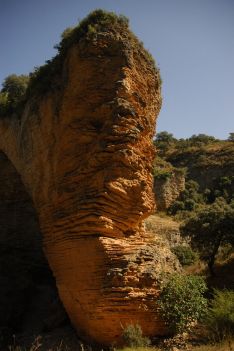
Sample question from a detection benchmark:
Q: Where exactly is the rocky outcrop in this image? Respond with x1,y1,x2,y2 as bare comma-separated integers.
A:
0,13,177,345
154,169,185,211
145,215,183,248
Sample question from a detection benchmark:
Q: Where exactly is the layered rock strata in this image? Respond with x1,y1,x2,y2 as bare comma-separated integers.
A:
0,17,175,345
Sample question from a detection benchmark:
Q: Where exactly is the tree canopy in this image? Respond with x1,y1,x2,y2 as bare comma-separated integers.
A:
0,74,29,116
180,198,234,275
1,74,29,104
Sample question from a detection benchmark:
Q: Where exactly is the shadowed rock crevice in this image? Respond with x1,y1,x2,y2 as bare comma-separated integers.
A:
0,152,59,338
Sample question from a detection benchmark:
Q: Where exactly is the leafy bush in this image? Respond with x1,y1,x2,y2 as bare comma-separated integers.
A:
153,168,173,180
205,290,234,341
1,75,29,103
180,180,203,203
167,180,203,215
168,201,185,215
0,74,29,117
153,156,175,180
122,324,150,347
158,274,207,334
184,198,196,211
188,134,217,145
211,176,234,203
172,245,198,266
155,131,176,143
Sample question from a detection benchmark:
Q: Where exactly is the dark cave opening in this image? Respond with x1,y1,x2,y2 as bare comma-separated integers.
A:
0,152,67,346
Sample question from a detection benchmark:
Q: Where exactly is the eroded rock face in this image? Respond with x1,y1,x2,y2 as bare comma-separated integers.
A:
0,21,176,345
154,170,185,211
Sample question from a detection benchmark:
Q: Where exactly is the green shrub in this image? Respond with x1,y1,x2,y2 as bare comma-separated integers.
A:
153,168,173,180
167,179,204,215
0,92,9,116
0,75,29,117
184,198,196,211
122,324,150,347
205,290,234,341
188,134,217,145
158,274,207,334
172,245,198,266
168,201,185,215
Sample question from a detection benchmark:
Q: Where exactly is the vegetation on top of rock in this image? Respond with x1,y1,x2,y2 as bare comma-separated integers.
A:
153,155,186,181
154,131,234,170
153,157,174,180
0,74,29,117
0,9,160,119
26,10,131,98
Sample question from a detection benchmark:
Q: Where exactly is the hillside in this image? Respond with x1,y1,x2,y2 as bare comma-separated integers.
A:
154,133,234,189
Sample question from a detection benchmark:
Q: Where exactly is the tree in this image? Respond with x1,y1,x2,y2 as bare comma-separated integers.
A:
154,131,177,156
158,274,207,334
188,134,217,145
155,131,176,143
1,74,29,106
228,132,234,142
180,199,234,275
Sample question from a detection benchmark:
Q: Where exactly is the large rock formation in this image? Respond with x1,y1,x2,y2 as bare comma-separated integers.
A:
0,12,177,345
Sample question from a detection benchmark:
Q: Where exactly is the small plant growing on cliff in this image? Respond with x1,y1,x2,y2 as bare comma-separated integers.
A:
158,273,207,334
122,324,150,347
172,245,198,266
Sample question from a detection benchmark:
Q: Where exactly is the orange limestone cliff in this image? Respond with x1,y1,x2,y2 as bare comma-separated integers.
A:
0,12,177,345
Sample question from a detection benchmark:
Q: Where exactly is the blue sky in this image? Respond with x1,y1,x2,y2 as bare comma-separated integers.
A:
1,0,233,139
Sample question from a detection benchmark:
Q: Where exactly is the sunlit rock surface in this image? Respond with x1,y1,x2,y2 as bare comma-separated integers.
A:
0,15,178,345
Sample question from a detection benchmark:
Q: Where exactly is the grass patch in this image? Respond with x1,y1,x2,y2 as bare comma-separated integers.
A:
192,339,234,351
205,290,234,342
